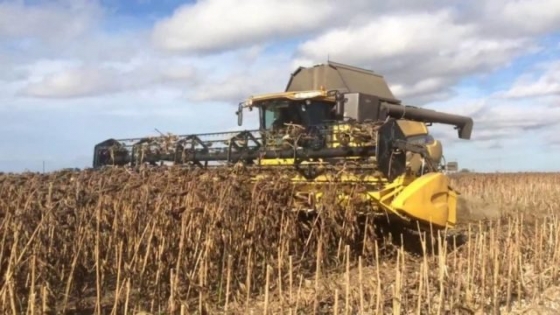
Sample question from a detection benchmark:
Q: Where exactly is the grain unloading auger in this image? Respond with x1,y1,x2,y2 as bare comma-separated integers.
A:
92,61,473,232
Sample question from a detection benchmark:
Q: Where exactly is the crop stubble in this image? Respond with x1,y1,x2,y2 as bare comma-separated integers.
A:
0,168,559,314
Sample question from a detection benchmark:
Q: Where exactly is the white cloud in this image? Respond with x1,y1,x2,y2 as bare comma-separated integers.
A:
151,0,337,53
487,0,560,36
427,91,560,152
287,0,560,104
19,57,199,98
2,0,560,173
5,0,555,105
16,49,292,101
23,66,118,98
390,77,447,99
299,10,473,61
294,8,535,103
475,103,560,132
186,52,293,103
499,61,560,99
0,1,107,84
0,0,103,42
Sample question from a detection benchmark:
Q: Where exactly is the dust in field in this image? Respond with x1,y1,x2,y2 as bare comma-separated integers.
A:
456,194,503,224
0,169,559,314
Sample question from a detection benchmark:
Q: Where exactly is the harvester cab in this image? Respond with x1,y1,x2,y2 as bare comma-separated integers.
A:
237,90,337,148
237,91,333,129
92,61,474,232
236,88,470,175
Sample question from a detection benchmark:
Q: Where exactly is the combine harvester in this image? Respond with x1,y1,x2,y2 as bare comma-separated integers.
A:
92,61,473,232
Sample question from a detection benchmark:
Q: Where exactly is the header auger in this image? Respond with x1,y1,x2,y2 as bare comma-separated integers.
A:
92,61,473,232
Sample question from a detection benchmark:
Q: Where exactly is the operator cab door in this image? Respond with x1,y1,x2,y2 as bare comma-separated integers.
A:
259,98,335,149
259,100,302,149
260,100,294,130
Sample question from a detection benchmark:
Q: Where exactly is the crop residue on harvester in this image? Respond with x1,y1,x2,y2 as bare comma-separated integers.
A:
92,61,474,238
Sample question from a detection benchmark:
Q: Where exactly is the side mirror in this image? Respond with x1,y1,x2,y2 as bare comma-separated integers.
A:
236,102,243,126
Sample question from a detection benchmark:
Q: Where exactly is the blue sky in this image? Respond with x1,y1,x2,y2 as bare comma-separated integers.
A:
0,0,559,173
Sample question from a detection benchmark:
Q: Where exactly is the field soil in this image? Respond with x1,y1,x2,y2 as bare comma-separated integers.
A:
0,168,559,314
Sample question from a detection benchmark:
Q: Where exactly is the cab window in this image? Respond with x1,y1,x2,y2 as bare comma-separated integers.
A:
300,101,334,126
261,100,296,130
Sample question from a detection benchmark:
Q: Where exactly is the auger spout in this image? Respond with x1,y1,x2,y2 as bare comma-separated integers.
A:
381,103,473,140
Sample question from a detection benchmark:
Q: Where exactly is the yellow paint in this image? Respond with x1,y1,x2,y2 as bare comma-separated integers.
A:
260,158,297,166
240,93,457,230
396,120,428,137
242,90,334,108
426,140,443,163
390,172,457,228
251,168,457,229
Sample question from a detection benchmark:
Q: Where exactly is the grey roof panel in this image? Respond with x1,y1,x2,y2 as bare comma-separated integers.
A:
285,61,400,104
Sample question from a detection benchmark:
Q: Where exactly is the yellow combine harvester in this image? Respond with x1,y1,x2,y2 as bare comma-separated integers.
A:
92,61,473,232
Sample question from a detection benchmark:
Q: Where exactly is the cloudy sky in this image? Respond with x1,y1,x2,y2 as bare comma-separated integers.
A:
1,0,559,173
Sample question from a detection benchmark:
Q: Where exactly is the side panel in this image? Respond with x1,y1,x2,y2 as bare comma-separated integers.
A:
426,140,443,164
396,120,428,137
390,172,457,228
343,93,383,122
